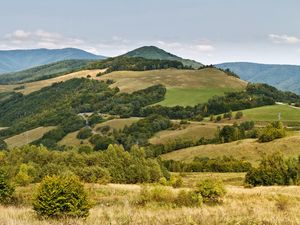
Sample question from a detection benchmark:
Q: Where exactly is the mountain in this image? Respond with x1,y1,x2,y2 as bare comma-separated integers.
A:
0,59,96,84
0,48,106,74
123,46,203,69
216,62,300,94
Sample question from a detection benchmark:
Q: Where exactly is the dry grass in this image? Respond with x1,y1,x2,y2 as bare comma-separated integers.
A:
4,126,56,148
97,68,247,93
0,69,104,95
149,122,218,145
161,132,300,164
58,130,91,147
94,117,140,131
1,181,300,225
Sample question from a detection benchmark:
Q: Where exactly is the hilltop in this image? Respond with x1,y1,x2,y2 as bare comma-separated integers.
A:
216,62,300,94
124,46,203,69
0,48,105,74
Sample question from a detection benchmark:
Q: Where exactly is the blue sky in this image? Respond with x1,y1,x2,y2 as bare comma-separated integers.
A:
1,0,300,64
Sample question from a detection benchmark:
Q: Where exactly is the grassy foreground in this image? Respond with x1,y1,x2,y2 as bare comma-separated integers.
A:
1,172,300,225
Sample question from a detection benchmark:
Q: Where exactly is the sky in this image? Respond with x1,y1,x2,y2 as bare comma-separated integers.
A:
0,0,300,64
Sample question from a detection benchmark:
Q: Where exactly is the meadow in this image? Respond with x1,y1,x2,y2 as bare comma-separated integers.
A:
1,172,299,225
162,132,300,164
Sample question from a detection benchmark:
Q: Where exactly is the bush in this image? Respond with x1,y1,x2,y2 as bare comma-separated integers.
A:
0,171,14,204
258,121,286,142
137,186,175,205
196,179,226,203
175,190,202,207
169,175,183,188
0,139,7,150
235,111,243,119
77,127,92,139
75,166,111,184
33,175,90,218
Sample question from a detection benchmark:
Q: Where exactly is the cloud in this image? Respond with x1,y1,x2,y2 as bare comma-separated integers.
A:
195,44,215,52
1,29,100,54
269,34,300,44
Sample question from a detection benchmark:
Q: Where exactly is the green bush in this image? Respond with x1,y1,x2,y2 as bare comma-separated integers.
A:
0,171,14,205
258,121,286,143
175,190,202,207
75,166,111,184
77,127,92,139
196,179,226,203
33,175,90,218
137,186,175,205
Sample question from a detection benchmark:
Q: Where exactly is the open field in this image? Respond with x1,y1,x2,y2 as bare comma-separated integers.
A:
241,104,300,123
158,87,235,106
4,126,56,148
161,132,300,164
58,130,91,147
94,117,140,131
149,122,218,145
1,175,300,225
98,68,247,106
0,69,104,95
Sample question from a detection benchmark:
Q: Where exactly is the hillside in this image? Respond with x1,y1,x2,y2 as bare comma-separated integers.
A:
124,46,203,69
161,132,300,164
0,59,96,84
98,68,247,106
0,48,105,74
216,62,300,94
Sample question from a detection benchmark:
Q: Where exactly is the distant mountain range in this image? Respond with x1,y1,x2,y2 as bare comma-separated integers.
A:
124,46,203,69
216,62,300,94
0,48,106,74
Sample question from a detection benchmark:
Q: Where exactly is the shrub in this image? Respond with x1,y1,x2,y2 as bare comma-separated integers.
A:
175,190,202,207
137,186,175,205
0,171,14,205
235,111,243,119
0,139,7,150
77,127,92,139
216,115,222,122
169,175,183,188
196,179,226,203
258,121,286,143
33,175,90,218
75,166,111,184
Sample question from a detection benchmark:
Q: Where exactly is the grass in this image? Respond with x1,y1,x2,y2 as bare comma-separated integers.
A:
240,104,300,123
1,177,300,225
94,117,140,131
159,87,234,106
0,69,105,95
4,126,56,148
149,122,218,145
98,68,247,106
161,132,300,164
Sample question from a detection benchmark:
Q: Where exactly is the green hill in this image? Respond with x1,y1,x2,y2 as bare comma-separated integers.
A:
124,46,203,69
0,59,96,84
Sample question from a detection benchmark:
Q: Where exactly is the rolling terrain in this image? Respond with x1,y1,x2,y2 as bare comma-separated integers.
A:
98,68,247,106
161,131,300,164
0,48,105,74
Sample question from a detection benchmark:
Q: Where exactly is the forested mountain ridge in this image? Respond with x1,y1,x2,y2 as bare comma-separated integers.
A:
216,62,300,94
0,48,105,74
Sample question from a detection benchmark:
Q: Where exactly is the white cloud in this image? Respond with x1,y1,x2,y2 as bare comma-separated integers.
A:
269,34,300,44
195,44,215,52
1,29,101,54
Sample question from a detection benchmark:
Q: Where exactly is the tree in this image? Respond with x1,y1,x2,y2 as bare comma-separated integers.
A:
235,111,243,119
0,170,14,204
33,175,90,218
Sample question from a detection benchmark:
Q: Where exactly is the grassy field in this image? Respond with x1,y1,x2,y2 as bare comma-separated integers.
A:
149,122,218,145
0,69,104,95
161,132,300,164
1,173,300,225
158,87,234,106
4,126,56,148
241,104,300,123
98,68,247,106
94,117,140,131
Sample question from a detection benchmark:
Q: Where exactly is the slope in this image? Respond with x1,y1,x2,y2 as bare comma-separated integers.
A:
124,46,203,69
98,68,247,106
216,62,300,94
0,48,105,74
0,59,96,84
